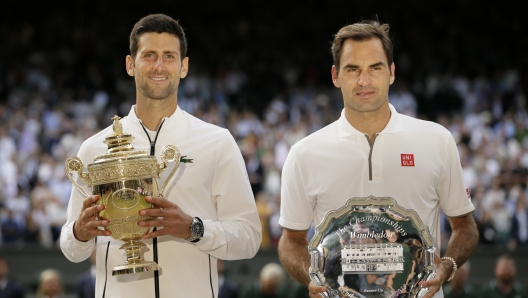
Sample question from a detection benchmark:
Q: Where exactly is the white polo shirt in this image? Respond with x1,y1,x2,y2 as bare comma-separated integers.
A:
279,104,474,250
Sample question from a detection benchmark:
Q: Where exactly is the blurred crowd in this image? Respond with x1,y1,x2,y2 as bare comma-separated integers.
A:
1,58,528,253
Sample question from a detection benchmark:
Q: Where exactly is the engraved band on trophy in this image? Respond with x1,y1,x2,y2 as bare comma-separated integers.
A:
309,196,437,298
64,116,181,276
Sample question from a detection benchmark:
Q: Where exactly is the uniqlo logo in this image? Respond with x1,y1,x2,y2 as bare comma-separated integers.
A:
466,188,471,200
401,154,415,166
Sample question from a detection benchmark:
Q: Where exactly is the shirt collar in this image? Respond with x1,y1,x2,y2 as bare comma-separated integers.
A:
338,103,403,138
127,104,185,131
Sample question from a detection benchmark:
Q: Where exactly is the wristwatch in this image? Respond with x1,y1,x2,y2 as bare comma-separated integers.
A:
185,217,204,243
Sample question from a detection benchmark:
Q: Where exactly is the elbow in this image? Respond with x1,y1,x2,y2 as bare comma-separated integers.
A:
247,228,263,258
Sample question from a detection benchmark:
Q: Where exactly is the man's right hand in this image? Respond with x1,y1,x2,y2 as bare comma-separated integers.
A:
308,281,327,297
73,195,111,242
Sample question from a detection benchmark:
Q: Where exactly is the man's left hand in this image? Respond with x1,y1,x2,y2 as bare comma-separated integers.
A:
418,254,452,298
138,196,193,239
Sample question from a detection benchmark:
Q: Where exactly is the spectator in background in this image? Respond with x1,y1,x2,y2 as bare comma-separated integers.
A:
255,192,272,249
0,254,25,298
478,254,528,298
75,250,95,298
443,262,476,298
4,186,30,232
36,269,62,298
218,259,239,298
1,210,24,245
509,196,528,251
239,262,286,298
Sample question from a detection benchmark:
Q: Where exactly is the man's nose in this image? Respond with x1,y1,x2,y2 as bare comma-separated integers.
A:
357,72,372,86
154,57,165,71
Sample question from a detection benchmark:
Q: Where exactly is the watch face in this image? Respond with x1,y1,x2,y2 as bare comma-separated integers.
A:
191,219,204,238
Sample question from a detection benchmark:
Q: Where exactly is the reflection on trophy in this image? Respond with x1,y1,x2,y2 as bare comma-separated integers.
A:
64,116,180,276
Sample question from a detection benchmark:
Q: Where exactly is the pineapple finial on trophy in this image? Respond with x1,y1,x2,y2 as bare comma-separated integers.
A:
111,115,123,136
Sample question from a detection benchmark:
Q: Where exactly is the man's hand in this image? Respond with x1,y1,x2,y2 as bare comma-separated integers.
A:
418,254,452,297
308,281,327,298
73,195,111,242
138,196,193,239
420,213,478,298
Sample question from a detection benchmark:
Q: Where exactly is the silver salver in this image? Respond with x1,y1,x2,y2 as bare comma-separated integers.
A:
309,196,437,298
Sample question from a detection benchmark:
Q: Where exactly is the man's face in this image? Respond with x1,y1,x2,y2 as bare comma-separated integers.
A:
126,32,189,101
331,38,395,115
385,229,398,243
365,274,378,284
495,258,516,284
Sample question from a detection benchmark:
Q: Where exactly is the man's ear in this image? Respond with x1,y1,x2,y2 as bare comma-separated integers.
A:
180,57,189,79
331,65,340,88
389,62,395,85
126,55,134,76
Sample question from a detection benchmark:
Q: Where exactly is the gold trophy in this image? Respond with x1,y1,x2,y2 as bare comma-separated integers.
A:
64,116,180,276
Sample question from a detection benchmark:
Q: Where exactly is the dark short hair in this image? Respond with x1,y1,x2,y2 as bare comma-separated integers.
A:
129,14,187,60
331,20,393,72
496,253,515,267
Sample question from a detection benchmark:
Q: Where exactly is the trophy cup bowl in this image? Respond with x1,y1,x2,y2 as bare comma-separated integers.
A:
64,116,181,276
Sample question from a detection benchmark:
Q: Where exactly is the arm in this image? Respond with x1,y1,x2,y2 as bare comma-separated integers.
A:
140,129,262,260
443,213,479,272
420,212,478,297
278,229,311,286
278,229,326,297
194,130,262,259
60,141,110,262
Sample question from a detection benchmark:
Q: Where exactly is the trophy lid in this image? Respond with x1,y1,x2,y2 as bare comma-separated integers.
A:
93,116,149,163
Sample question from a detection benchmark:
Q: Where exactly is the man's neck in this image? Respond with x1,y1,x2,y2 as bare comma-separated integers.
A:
345,104,391,140
135,98,177,131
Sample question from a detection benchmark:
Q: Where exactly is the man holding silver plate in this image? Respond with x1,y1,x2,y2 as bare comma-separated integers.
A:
60,14,262,298
278,20,478,298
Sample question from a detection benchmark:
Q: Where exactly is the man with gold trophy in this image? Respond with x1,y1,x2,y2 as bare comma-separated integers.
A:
277,20,479,298
60,14,262,298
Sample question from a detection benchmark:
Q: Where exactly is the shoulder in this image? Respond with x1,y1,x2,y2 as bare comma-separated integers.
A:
6,280,25,294
180,111,235,145
77,124,113,159
399,114,451,135
513,281,528,294
398,114,455,147
182,110,227,134
289,121,339,155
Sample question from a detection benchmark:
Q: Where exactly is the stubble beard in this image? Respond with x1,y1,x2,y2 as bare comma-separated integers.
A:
343,88,387,114
498,273,515,286
139,80,177,100
345,97,384,114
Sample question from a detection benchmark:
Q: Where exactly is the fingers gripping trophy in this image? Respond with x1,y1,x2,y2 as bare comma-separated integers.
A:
64,116,180,275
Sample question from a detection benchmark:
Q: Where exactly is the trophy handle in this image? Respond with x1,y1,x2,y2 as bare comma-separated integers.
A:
64,157,91,198
157,145,181,197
